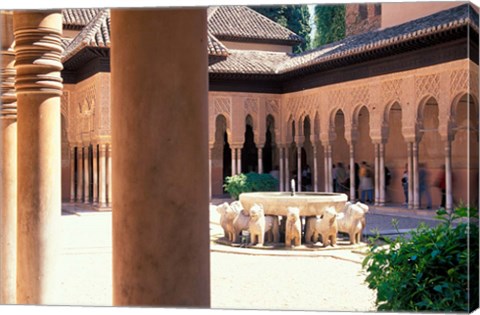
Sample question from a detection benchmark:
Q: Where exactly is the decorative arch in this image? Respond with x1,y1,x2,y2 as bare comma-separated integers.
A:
417,95,439,131
450,92,479,131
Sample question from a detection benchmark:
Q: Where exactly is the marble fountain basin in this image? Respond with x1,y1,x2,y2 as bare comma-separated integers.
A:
239,192,348,217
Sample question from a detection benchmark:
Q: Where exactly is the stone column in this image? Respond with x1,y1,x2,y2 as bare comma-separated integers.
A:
374,143,379,205
445,141,453,211
14,11,63,304
349,143,356,201
324,145,329,192
69,146,76,202
0,53,17,304
111,9,210,306
413,141,420,209
76,146,83,202
279,146,284,191
84,146,90,204
313,145,318,192
285,147,290,192
257,146,263,174
379,142,386,206
407,142,414,209
107,144,112,206
208,145,213,199
297,144,302,191
93,144,98,204
98,143,107,208
236,147,242,174
327,145,333,192
231,147,236,176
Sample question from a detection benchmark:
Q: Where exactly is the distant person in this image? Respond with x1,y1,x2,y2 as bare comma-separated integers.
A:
332,164,337,192
435,165,446,209
354,162,360,200
359,161,373,204
302,165,312,191
335,162,347,193
401,164,408,206
419,163,432,209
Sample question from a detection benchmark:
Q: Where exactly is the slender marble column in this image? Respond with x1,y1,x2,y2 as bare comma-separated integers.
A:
297,145,302,191
413,141,420,209
69,146,76,202
258,147,263,174
77,147,83,202
324,146,329,192
98,144,107,208
107,144,112,206
0,54,17,304
379,143,386,206
313,145,318,192
231,147,236,176
236,147,242,174
445,141,453,211
349,143,356,201
407,142,414,209
84,146,90,203
327,145,333,192
14,10,63,304
279,146,284,191
111,9,210,306
374,144,379,206
285,147,290,191
93,145,98,204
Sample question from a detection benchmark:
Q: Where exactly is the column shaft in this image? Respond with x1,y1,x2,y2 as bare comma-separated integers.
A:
77,147,83,202
258,147,263,174
349,143,356,201
379,143,386,206
84,146,90,203
407,142,414,209
374,144,379,205
279,147,284,191
111,9,210,306
324,146,329,192
231,147,236,176
297,145,302,191
69,147,76,202
0,55,17,304
445,141,453,211
98,144,107,208
236,147,241,174
313,145,318,192
413,141,420,209
93,145,98,203
327,145,333,192
285,148,290,191
14,11,63,304
107,144,112,206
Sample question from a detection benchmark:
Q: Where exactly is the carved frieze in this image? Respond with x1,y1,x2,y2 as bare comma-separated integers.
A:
415,73,440,101
382,79,402,105
213,96,231,117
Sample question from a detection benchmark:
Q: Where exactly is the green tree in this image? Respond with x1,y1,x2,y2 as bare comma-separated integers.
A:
251,5,311,53
313,4,346,48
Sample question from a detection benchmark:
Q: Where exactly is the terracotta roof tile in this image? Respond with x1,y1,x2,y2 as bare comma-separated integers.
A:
208,33,229,57
208,6,303,45
209,49,290,75
62,8,103,29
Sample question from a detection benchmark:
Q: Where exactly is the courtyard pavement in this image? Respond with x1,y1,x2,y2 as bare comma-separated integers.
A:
7,200,444,314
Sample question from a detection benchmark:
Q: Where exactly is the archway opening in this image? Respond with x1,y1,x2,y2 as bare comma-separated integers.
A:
333,110,349,192
263,115,276,174
212,114,230,196
242,115,258,173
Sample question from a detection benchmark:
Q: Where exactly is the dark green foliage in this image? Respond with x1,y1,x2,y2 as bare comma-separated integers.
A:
313,4,345,48
223,172,279,200
251,5,311,53
362,207,479,312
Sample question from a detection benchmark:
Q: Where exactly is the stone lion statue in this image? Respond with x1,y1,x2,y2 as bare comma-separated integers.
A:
216,202,238,242
316,206,340,247
305,216,321,244
231,201,250,243
337,201,368,244
248,204,279,246
285,207,302,247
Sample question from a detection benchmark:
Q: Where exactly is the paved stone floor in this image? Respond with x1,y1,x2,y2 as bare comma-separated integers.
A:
4,201,444,314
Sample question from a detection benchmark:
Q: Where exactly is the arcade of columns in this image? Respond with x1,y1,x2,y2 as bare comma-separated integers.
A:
209,59,479,211
1,9,210,306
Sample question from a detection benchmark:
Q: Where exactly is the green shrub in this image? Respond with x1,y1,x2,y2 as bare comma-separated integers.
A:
362,207,479,312
223,172,278,200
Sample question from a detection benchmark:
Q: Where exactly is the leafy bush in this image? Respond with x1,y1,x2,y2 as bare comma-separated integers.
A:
362,207,479,312
223,172,279,200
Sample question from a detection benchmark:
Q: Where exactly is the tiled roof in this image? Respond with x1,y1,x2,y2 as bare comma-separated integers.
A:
277,3,479,73
208,33,229,57
209,49,290,75
62,8,102,30
208,6,304,45
62,9,110,62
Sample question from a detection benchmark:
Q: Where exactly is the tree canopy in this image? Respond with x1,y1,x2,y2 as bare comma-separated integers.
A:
312,4,346,48
251,5,311,53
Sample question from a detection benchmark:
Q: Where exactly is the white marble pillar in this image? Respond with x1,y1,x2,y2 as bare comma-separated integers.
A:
93,145,98,204
98,144,107,208
349,143,356,201
445,141,453,211
236,147,242,174
407,142,414,209
413,141,420,209
84,146,90,204
107,144,112,206
313,145,318,192
111,9,210,306
231,147,236,176
285,147,290,191
327,145,333,192
324,145,329,192
379,143,386,206
77,147,83,202
374,143,379,206
279,146,284,191
14,10,63,304
0,53,17,304
257,147,263,174
69,147,76,202
297,145,302,192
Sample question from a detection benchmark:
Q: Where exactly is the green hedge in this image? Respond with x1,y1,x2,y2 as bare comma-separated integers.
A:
223,172,279,200
362,207,479,312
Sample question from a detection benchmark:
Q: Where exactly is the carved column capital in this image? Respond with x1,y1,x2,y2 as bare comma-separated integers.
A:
13,11,63,96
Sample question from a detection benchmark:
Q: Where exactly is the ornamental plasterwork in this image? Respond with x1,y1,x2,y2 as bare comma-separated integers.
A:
382,79,402,105
470,69,479,99
415,73,440,101
328,89,348,109
213,96,231,117
99,75,111,133
350,85,370,107
266,99,279,116
61,91,69,119
244,97,258,120
450,69,468,95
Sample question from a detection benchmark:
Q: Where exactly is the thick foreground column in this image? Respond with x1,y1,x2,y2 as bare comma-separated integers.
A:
14,11,63,304
111,9,210,307
0,54,17,304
